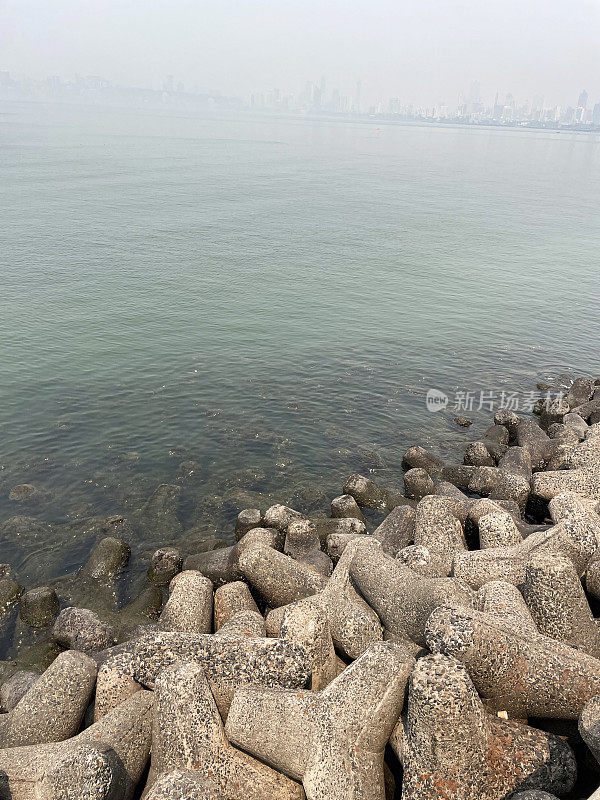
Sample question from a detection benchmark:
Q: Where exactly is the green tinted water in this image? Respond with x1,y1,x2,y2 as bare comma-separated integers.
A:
1,101,599,584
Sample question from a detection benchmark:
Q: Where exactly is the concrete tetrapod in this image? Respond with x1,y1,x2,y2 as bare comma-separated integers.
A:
349,543,473,647
0,650,97,747
396,544,447,578
50,535,131,618
34,744,129,800
279,600,339,689
95,630,311,720
146,662,304,800
183,528,282,587
372,505,415,557
0,691,153,800
213,580,259,631
284,520,333,577
238,541,327,607
264,538,383,660
331,494,367,522
452,524,593,589
478,510,523,548
147,547,182,586
234,508,263,541
0,670,37,712
326,531,371,562
158,570,213,635
225,641,415,800
413,495,467,575
313,517,367,548
533,436,600,500
213,609,266,639
522,553,600,656
342,474,408,512
548,491,600,555
426,605,600,719
401,654,577,800
476,580,538,635
579,693,600,766
52,607,115,652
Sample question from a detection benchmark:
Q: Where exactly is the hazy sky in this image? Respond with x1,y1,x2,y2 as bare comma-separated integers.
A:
2,0,600,108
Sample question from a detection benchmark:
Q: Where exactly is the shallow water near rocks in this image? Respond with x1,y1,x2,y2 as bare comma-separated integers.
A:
1,101,599,590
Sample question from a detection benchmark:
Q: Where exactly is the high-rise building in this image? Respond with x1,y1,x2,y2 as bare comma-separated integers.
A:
468,80,481,105
578,89,588,109
593,103,600,126
353,81,361,114
563,106,575,124
492,91,504,120
531,95,544,121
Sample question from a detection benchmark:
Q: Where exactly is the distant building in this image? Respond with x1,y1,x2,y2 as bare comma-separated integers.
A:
467,80,481,112
593,103,600,126
353,81,361,114
578,89,588,109
85,75,110,90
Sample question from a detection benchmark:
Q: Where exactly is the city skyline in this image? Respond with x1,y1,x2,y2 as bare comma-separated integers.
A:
2,68,600,131
1,1,600,111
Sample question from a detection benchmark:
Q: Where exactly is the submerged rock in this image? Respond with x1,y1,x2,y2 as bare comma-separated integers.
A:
8,484,48,503
19,587,59,628
53,607,115,653
138,484,182,536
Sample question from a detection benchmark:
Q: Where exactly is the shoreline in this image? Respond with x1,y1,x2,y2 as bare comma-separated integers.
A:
1,372,600,797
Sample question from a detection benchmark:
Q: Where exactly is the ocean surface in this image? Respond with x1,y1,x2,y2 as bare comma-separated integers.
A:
1,100,599,590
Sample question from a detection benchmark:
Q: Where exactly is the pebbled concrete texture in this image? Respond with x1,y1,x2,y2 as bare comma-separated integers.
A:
213,580,259,630
226,640,414,800
35,743,128,800
533,436,600,500
476,579,538,635
401,654,576,800
0,670,38,712
238,540,327,607
279,600,339,690
264,538,384,660
95,630,311,720
579,693,600,766
452,523,593,589
146,769,221,799
413,495,467,574
53,607,116,653
147,661,304,800
0,691,153,800
284,519,333,577
522,552,600,656
349,542,473,647
426,605,600,719
0,650,97,748
158,570,213,635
